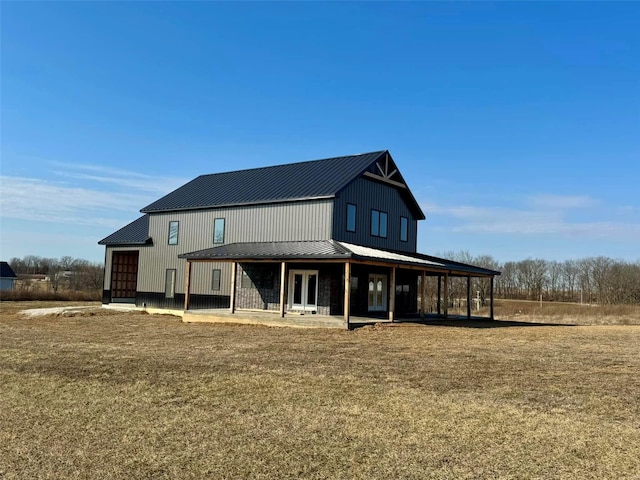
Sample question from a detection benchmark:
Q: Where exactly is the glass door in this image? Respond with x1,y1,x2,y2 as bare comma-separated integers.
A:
289,270,319,312
368,274,387,311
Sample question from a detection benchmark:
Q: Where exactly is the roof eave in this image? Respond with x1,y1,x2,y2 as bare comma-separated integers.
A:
98,238,153,246
141,195,336,214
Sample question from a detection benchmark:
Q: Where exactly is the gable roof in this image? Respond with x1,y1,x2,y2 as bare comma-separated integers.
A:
0,261,17,278
140,150,424,219
98,215,152,246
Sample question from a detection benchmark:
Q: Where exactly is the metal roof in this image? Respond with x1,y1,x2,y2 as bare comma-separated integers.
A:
140,150,423,216
180,240,352,261
180,241,499,277
98,215,152,246
0,261,17,278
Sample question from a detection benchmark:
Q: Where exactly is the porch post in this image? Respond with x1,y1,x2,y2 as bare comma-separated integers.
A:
184,260,192,311
443,272,449,319
466,275,471,320
437,275,442,315
229,261,237,314
279,261,286,318
344,261,351,328
490,276,495,320
389,266,396,322
420,270,426,317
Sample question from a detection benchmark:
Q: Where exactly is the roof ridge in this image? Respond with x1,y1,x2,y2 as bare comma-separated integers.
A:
196,150,387,178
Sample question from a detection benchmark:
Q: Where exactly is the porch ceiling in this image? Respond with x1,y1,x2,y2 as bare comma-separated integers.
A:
179,240,500,278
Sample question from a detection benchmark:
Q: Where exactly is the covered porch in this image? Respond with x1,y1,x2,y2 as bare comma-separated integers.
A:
179,240,500,330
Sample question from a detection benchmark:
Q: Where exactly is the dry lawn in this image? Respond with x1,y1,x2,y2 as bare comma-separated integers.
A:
1,302,639,479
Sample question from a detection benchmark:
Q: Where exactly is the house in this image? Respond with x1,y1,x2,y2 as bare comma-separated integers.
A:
99,150,499,327
0,261,18,291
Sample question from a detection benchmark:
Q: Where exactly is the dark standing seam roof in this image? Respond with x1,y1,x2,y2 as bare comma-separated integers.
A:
0,261,17,278
98,215,152,246
178,241,499,276
141,151,389,213
179,240,353,260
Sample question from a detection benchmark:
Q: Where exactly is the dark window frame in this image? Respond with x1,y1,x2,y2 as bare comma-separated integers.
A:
400,216,408,242
165,269,176,299
168,221,179,245
370,209,388,238
211,269,221,291
213,218,225,244
241,270,252,289
346,203,357,233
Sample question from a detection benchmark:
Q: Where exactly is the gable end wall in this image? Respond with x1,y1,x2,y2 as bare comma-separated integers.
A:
332,177,418,252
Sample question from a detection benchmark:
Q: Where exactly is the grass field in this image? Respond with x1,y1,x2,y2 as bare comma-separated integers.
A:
1,302,639,479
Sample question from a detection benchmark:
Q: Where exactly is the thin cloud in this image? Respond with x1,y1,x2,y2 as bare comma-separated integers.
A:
421,199,640,240
0,174,171,228
51,161,186,194
528,194,598,209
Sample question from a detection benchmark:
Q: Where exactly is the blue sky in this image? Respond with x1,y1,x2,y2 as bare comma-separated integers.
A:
1,2,638,264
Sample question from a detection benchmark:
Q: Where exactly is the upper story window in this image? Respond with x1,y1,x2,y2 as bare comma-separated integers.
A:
213,218,225,244
168,221,179,245
371,209,388,238
400,216,408,242
346,204,356,232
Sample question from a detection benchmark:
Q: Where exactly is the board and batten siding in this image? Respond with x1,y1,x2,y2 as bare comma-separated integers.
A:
133,199,333,296
332,177,418,253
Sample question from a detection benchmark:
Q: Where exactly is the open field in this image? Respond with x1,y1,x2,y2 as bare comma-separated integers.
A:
451,299,640,326
1,303,639,479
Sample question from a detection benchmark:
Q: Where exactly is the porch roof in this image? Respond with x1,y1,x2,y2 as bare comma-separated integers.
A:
179,240,500,277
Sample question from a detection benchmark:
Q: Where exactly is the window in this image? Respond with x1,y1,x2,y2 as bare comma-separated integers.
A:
371,209,388,238
346,204,356,232
211,269,221,291
241,270,252,288
241,266,275,289
168,221,179,245
165,269,176,298
400,216,408,242
213,218,225,244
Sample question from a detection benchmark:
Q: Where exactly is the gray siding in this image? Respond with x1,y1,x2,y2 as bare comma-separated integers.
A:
0,278,16,290
127,199,333,297
332,177,418,253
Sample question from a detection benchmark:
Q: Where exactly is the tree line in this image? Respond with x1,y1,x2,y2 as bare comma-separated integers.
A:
440,252,640,306
8,255,103,293
6,253,640,305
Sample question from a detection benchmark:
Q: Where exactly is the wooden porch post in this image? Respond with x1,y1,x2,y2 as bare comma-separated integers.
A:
389,266,396,322
490,276,495,320
184,260,192,311
279,261,287,318
443,272,449,319
466,275,471,320
420,270,426,317
229,261,237,314
344,262,351,328
437,275,442,315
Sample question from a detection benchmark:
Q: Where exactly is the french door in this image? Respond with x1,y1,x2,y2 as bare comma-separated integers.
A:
368,274,387,311
289,270,318,312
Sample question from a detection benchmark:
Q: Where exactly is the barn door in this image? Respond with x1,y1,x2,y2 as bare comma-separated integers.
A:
110,251,139,302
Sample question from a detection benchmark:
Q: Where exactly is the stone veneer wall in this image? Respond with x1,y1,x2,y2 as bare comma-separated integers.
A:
235,263,332,315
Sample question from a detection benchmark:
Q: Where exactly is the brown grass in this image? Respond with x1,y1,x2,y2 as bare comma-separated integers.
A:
1,303,639,479
0,289,101,302
490,299,640,325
